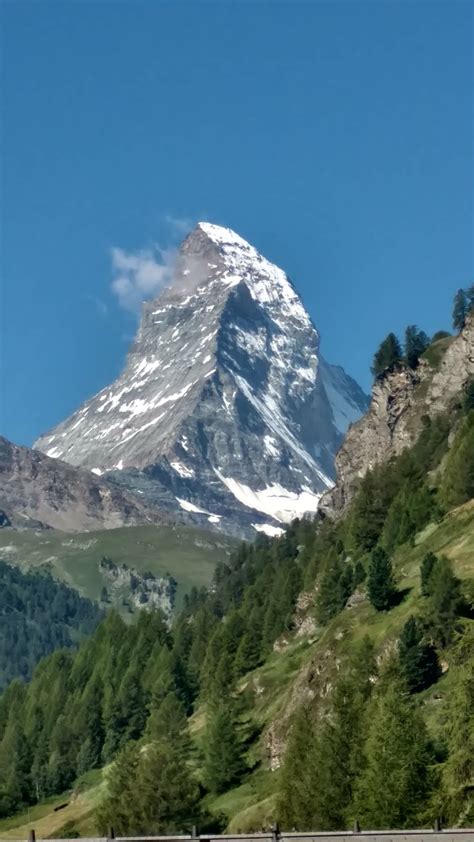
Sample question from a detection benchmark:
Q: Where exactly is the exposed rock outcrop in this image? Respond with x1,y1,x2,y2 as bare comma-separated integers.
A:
322,316,474,515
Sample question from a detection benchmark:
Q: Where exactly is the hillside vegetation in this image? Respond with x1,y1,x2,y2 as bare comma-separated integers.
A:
0,562,101,691
0,315,473,835
0,523,235,613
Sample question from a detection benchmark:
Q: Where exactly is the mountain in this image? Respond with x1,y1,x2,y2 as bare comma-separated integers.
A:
0,436,168,531
35,223,368,538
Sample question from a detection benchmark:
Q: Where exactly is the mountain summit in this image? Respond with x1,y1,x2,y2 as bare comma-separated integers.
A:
35,223,368,536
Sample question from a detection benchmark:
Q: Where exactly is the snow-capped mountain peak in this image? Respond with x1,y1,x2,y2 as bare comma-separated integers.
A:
35,223,368,537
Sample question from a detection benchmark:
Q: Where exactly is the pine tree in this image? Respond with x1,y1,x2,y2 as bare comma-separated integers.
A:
466,282,474,312
316,555,354,624
426,556,464,647
117,664,147,743
278,705,320,829
47,714,76,795
308,678,366,829
371,333,402,378
398,616,440,693
404,325,430,369
134,740,201,833
441,631,474,823
463,378,474,413
202,703,245,794
452,289,468,331
74,678,104,774
349,468,397,552
367,547,397,611
354,681,434,828
440,413,474,508
97,741,142,835
0,719,31,816
146,692,191,758
420,551,437,596
234,628,262,677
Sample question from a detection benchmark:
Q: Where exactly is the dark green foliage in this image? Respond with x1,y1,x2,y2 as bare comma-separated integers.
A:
348,469,396,552
463,379,474,413
96,742,142,834
398,616,440,693
353,680,434,828
421,552,438,596
440,412,474,508
353,559,366,586
0,561,101,690
467,282,474,311
0,610,171,817
278,705,319,829
367,547,397,611
404,325,430,368
98,734,201,834
425,557,464,647
202,704,246,794
382,483,436,552
146,692,190,754
453,288,468,331
371,332,403,378
316,554,354,624
420,553,438,596
440,628,474,824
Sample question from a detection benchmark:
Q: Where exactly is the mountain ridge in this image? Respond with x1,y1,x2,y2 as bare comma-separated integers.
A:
0,436,169,532
35,223,368,537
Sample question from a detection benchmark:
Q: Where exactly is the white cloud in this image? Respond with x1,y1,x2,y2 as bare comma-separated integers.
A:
110,215,203,312
111,244,176,312
164,214,194,235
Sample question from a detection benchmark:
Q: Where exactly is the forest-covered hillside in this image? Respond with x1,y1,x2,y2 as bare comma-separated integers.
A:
0,562,101,691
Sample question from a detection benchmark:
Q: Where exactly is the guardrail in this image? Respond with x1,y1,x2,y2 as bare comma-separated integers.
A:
20,826,474,842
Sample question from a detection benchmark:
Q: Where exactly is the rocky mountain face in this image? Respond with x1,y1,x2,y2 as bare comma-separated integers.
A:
0,436,168,532
35,223,368,538
322,315,474,515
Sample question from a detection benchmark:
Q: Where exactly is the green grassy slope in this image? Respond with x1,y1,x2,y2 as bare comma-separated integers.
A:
3,501,471,838
0,524,236,612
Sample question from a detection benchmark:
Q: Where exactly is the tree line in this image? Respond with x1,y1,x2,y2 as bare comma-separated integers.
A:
371,283,473,379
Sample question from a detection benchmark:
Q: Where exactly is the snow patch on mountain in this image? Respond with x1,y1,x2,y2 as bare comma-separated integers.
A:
213,469,322,523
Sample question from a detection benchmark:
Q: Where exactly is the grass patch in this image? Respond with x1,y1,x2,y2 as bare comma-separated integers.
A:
0,524,236,613
421,335,455,369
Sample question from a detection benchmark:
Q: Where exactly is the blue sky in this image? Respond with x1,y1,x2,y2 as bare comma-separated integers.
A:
1,1,472,446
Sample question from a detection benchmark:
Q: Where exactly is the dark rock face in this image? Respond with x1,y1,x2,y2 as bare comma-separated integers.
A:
35,223,368,538
321,315,474,516
0,436,168,532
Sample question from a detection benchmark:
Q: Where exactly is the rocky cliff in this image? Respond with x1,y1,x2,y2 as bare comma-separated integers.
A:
35,223,368,538
0,436,167,532
322,315,474,514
